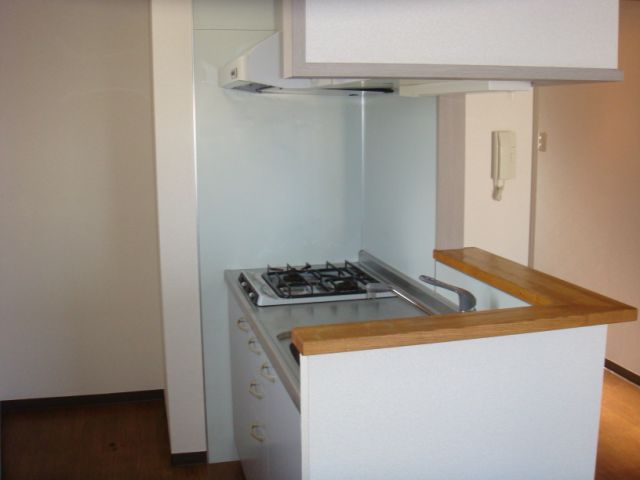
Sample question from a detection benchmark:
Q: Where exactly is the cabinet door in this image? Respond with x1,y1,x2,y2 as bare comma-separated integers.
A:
228,293,301,480
229,295,268,480
282,0,620,82
260,360,302,480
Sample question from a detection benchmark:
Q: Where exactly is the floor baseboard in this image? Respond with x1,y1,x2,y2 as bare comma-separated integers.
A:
1,389,164,412
605,359,640,387
171,451,208,466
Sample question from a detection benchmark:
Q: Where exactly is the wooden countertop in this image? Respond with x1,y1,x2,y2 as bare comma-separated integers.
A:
291,248,637,355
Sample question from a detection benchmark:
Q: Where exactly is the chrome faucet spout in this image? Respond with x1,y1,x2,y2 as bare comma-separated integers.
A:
418,275,477,312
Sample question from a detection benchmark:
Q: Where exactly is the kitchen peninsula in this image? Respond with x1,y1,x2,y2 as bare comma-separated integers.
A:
227,248,636,480
293,247,635,354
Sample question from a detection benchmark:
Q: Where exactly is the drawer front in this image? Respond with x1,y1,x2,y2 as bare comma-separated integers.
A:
229,294,268,480
228,291,301,480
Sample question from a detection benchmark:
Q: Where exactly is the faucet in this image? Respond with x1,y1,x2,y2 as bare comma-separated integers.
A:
418,275,477,312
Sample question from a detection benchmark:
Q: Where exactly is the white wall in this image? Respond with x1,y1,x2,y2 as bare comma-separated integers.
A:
437,91,534,265
302,325,607,479
533,0,640,375
150,0,207,454
193,0,362,461
0,0,164,400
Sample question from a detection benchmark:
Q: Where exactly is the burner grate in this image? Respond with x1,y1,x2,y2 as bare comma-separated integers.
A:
262,260,378,299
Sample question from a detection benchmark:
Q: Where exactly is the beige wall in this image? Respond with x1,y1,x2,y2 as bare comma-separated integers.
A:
437,91,534,265
0,0,165,399
464,91,534,265
533,1,640,374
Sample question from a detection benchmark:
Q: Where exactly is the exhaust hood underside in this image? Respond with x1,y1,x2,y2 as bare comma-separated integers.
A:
219,33,531,97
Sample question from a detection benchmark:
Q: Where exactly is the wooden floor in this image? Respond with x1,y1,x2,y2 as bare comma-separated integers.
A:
1,370,638,479
1,399,244,480
596,371,640,480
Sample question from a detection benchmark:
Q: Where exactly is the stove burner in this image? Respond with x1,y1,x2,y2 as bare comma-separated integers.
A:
267,263,312,273
262,261,377,299
281,272,306,284
321,277,361,293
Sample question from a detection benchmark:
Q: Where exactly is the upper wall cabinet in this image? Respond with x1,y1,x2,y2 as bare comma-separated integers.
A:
280,0,622,83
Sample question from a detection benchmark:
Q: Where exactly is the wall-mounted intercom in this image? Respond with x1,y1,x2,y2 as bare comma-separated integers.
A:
491,130,517,201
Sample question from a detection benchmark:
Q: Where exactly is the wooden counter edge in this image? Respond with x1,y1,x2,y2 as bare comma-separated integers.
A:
292,248,637,356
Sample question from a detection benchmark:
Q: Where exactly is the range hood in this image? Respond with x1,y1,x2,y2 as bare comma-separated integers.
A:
219,33,395,95
219,33,531,97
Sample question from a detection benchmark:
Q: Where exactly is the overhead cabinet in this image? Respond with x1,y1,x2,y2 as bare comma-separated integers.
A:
281,0,622,83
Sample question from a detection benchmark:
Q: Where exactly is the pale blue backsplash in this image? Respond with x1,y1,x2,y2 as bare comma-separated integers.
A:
362,95,438,279
194,31,363,461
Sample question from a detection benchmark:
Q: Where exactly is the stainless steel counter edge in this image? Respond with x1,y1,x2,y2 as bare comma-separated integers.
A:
358,250,457,314
225,271,301,411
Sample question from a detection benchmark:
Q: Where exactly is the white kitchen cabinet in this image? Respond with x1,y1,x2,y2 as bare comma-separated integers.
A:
281,0,621,82
228,293,301,480
300,325,608,480
227,264,616,479
229,296,268,480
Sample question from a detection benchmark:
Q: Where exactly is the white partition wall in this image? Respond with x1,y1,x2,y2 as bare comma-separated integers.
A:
151,0,207,455
301,325,607,480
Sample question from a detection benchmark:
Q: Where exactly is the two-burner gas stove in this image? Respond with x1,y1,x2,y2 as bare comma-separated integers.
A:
238,258,395,307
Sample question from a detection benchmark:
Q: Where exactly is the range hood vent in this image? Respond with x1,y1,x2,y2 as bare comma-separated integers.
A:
218,33,395,96
219,33,531,97
232,81,394,96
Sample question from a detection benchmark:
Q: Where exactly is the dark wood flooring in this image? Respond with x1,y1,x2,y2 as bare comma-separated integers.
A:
1,370,638,479
1,399,244,480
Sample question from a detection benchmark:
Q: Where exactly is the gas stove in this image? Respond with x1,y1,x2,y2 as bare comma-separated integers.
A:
236,250,473,315
238,258,395,306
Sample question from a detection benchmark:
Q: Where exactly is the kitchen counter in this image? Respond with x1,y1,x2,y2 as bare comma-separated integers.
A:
226,248,635,478
291,247,637,355
224,269,425,409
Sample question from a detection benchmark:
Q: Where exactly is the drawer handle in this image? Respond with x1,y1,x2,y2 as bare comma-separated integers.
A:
248,380,264,399
236,318,250,332
248,337,262,355
250,423,266,443
260,363,276,383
